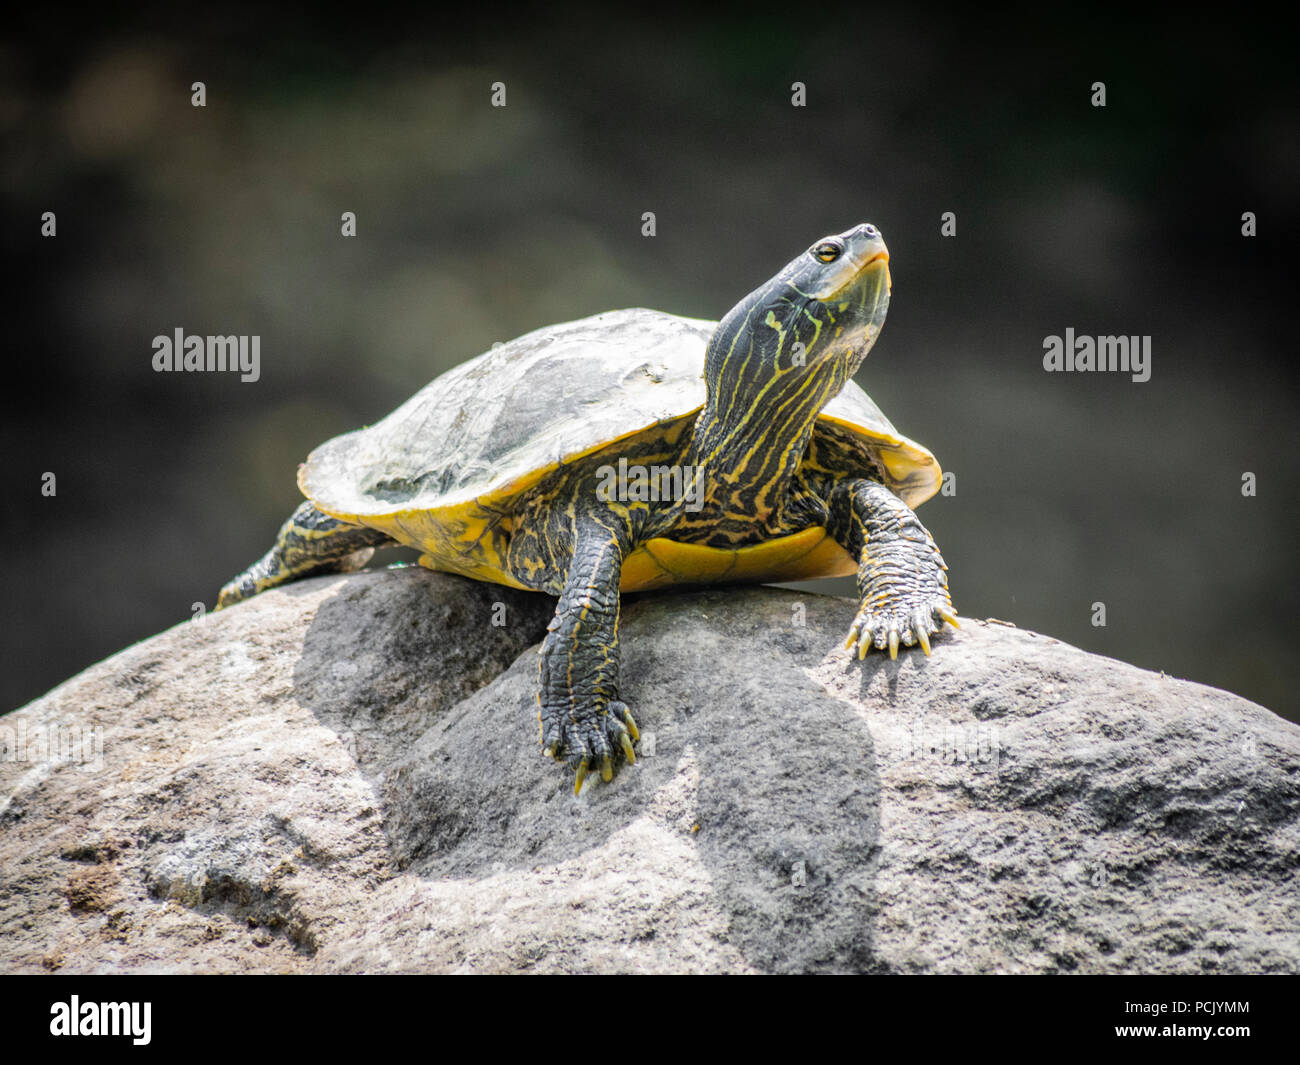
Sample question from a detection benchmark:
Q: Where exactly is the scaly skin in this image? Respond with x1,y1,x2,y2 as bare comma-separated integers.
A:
826,479,958,659
216,501,392,609
533,512,641,794
504,474,649,794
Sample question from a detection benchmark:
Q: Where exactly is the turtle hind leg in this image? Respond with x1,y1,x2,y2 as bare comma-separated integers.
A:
216,501,393,609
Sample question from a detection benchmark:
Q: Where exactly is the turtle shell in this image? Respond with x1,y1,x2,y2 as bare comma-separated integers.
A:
299,308,941,589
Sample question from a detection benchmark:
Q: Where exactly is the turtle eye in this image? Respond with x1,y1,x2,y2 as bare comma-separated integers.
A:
812,241,843,263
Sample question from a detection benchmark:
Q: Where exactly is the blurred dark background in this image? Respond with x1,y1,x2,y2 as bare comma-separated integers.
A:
3,7,1297,718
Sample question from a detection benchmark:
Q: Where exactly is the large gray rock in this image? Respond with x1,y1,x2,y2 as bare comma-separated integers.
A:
1,568,1296,973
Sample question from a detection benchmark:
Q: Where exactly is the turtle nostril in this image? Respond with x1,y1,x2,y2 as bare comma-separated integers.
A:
862,224,879,238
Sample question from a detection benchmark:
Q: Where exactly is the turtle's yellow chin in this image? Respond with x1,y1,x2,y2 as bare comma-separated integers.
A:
818,263,890,315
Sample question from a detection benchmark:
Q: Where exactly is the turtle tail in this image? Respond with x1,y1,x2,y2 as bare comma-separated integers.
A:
216,501,393,609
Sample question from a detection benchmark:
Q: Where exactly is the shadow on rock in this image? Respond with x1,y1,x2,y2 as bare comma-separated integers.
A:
296,573,887,972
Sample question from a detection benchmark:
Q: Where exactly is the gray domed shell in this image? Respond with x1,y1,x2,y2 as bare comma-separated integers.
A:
300,308,939,521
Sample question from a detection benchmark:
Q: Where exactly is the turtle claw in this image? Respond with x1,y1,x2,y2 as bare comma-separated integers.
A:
540,697,639,794
848,617,874,658
850,617,876,652
847,595,954,663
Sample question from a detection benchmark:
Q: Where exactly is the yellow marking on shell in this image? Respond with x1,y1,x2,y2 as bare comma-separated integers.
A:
815,414,942,509
301,405,935,587
619,525,855,593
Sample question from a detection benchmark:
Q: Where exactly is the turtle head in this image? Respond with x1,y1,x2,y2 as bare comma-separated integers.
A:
703,223,891,418
693,225,891,467
686,224,893,505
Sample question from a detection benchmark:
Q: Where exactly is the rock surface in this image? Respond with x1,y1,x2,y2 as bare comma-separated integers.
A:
1,568,1296,974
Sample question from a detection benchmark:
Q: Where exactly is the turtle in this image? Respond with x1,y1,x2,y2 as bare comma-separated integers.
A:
217,223,957,793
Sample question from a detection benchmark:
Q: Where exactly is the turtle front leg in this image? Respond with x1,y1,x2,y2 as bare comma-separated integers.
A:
535,512,640,794
826,478,958,660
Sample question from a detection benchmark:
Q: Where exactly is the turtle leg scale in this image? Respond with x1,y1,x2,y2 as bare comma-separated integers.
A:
535,514,639,795
827,479,957,661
